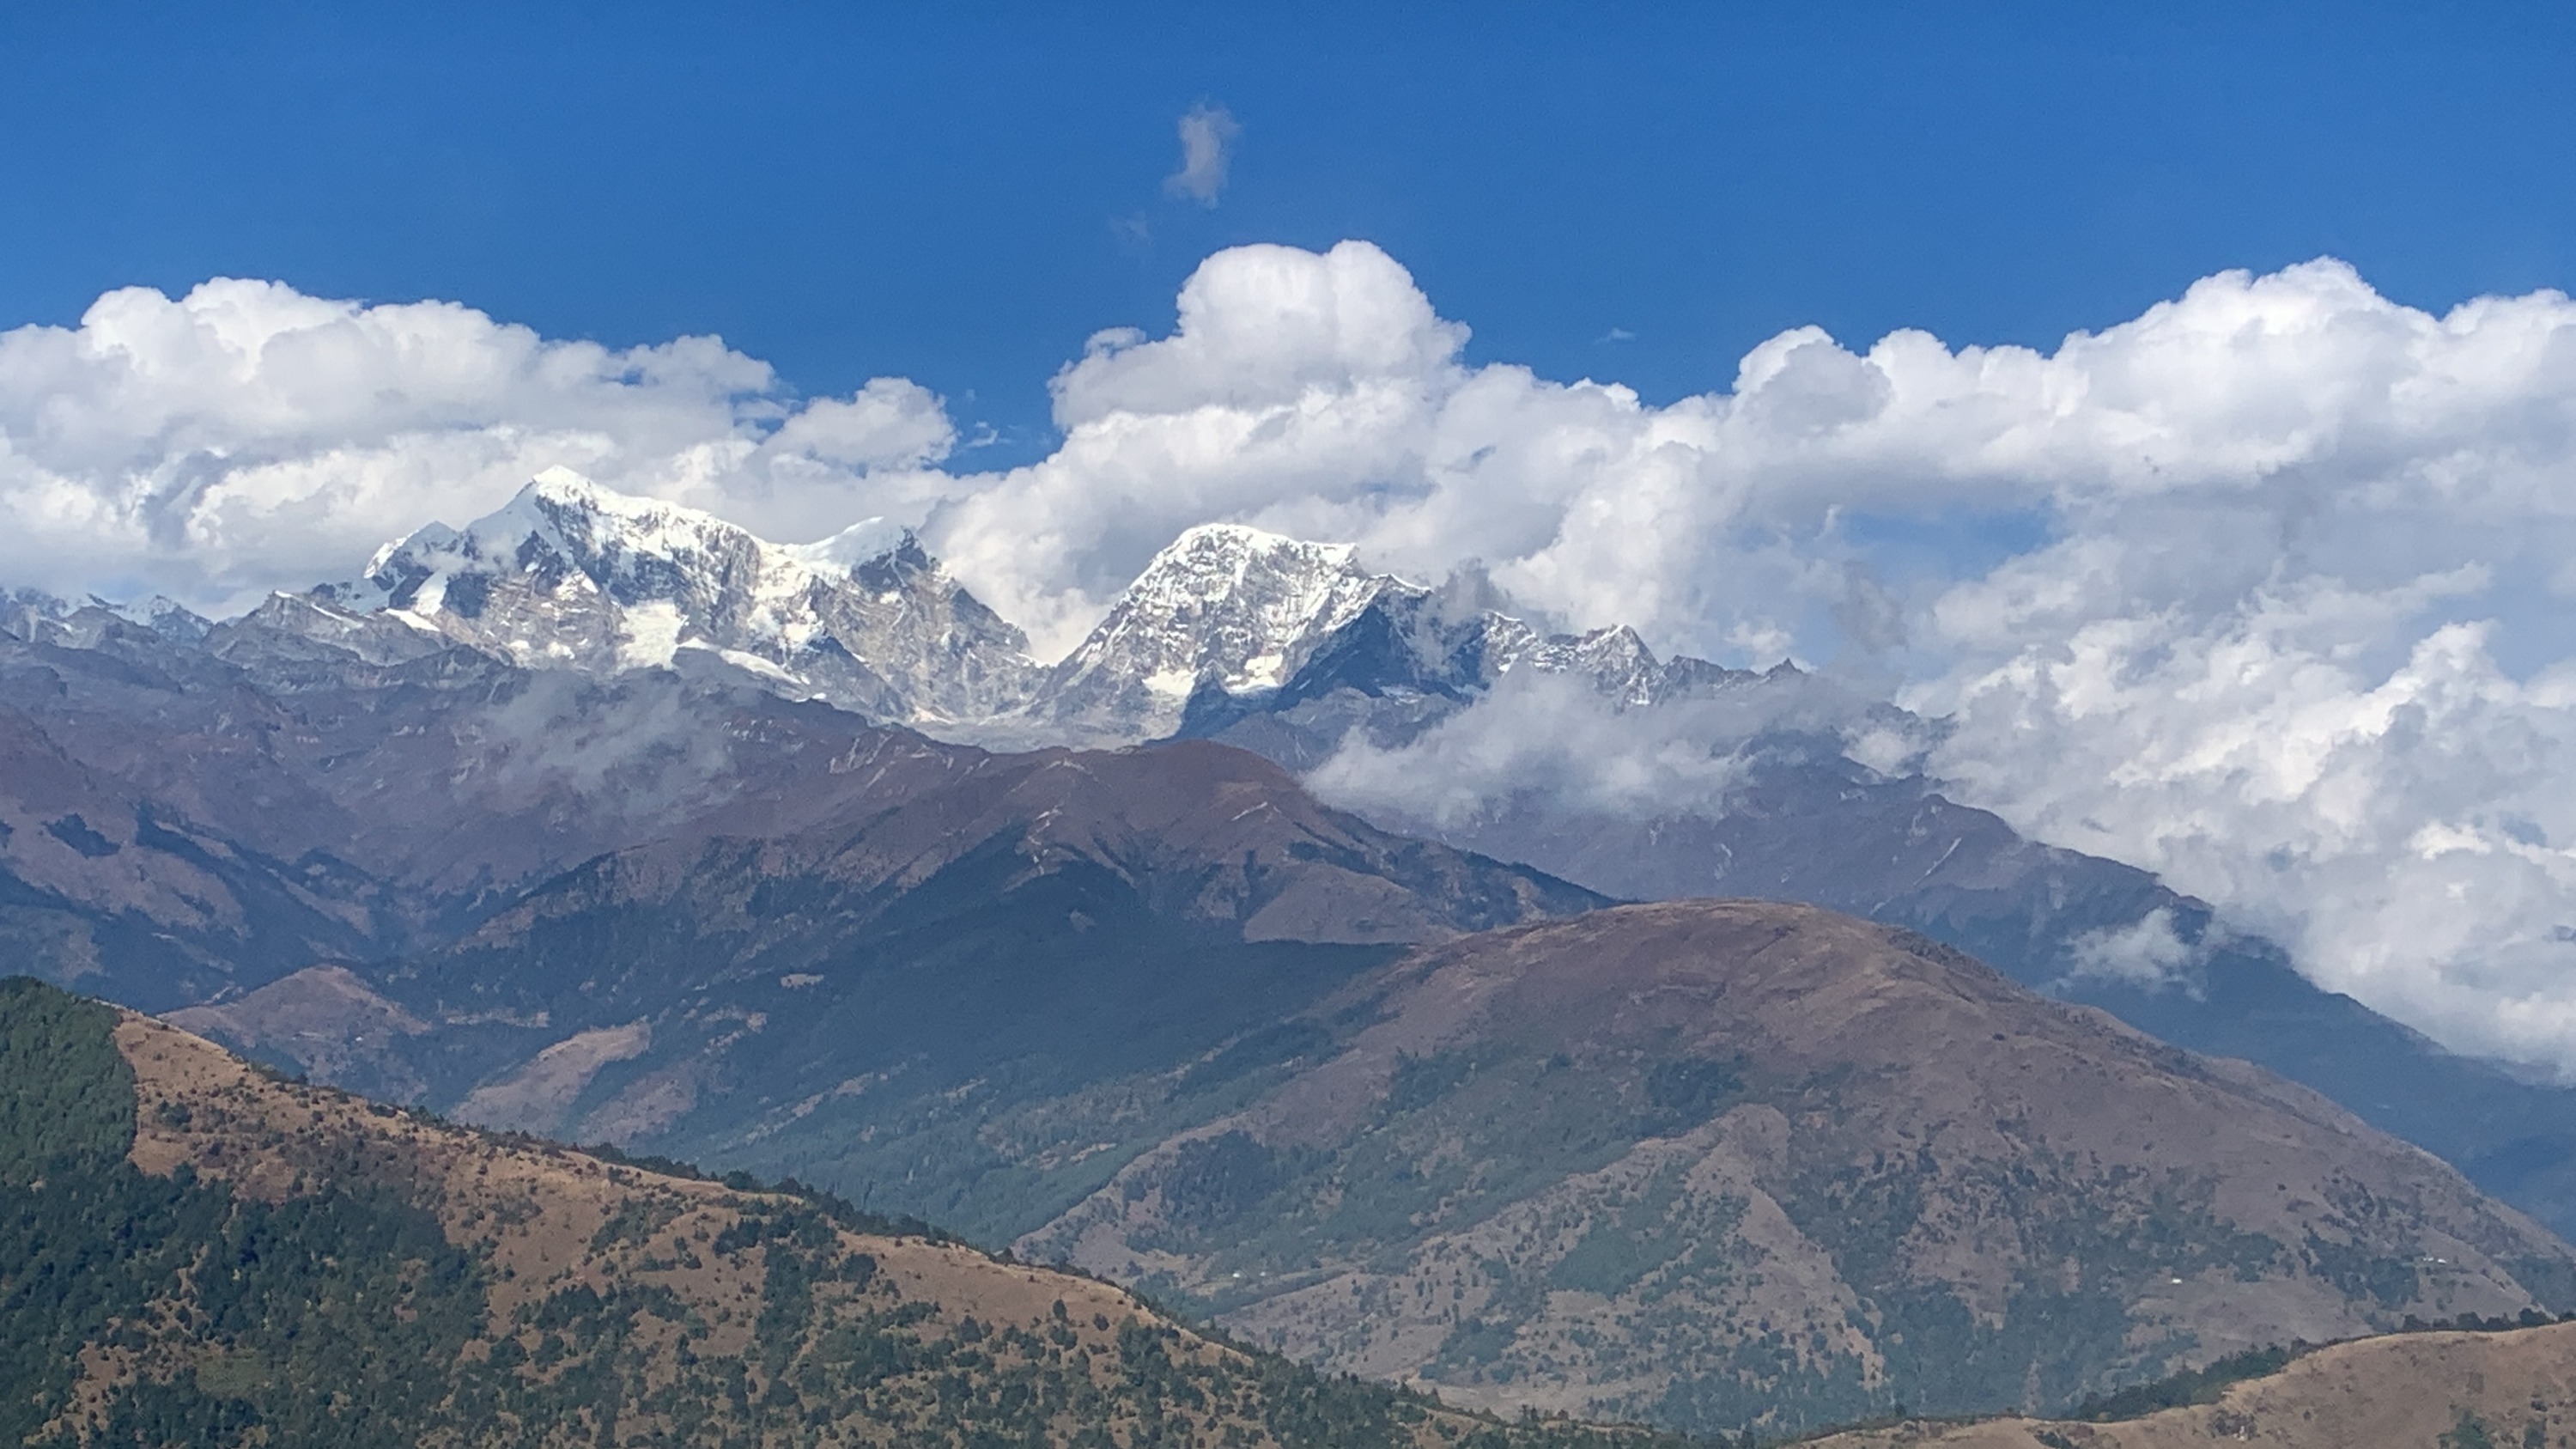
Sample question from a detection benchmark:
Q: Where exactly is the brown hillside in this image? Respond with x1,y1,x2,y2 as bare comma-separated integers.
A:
69,1007,1675,1449
1014,901,2576,1436
1805,1322,2576,1447
175,737,1601,1159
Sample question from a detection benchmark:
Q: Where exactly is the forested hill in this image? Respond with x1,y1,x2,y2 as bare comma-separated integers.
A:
0,977,1698,1449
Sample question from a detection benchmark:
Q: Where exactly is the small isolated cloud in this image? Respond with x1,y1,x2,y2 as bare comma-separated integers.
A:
1163,101,1241,206
1598,327,1637,344
2063,908,2200,992
764,377,955,471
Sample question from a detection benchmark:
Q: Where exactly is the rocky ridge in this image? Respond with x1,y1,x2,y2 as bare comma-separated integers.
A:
310,466,1039,723
244,478,1759,743
1029,521,1764,745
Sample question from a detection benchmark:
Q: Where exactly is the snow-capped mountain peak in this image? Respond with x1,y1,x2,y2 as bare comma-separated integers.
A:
312,470,1036,722
1022,520,1769,743
782,516,916,575
70,474,1756,742
0,588,213,648
1032,522,1403,737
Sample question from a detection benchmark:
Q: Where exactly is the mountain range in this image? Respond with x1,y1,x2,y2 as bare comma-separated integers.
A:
10,472,2573,1238
9,472,2576,1437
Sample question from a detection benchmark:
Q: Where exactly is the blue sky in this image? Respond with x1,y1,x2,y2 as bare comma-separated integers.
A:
7,2,2575,463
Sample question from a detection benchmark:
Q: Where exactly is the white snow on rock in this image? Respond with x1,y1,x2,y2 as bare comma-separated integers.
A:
84,470,1752,742
1031,524,1393,736
312,467,1039,724
1018,521,1755,742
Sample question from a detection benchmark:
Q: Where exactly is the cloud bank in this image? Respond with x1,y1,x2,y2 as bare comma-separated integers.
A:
0,279,957,610
14,244,2576,1075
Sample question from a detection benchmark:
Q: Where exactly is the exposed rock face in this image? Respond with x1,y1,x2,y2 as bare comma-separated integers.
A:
1027,521,1760,746
1030,526,1396,741
0,588,212,648
1013,901,2576,1436
311,467,1040,723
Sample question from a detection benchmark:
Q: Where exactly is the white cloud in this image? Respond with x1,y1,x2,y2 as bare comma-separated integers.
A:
915,241,2576,1075
1303,665,1906,840
0,278,956,611
2063,908,2200,991
19,246,2576,1075
1163,101,1241,206
1306,671,1753,831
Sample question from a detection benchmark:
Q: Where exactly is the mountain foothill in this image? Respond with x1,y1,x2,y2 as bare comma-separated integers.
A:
6,471,2576,1442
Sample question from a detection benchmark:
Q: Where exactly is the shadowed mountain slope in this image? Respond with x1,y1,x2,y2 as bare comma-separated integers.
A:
0,701,376,1008
176,740,1605,1239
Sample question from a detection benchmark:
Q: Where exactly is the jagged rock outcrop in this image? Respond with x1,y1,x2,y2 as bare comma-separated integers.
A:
305,466,1040,723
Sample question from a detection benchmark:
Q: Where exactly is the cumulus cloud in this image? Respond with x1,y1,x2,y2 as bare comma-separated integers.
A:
0,279,957,611
923,241,2576,1075
1306,666,1899,833
1308,672,1753,830
2063,908,2201,992
1163,101,1241,206
20,244,2576,1075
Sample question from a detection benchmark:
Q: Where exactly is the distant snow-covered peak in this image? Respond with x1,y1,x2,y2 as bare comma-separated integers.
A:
1111,523,1388,639
0,588,212,647
193,478,1755,741
1030,521,1407,738
361,471,916,612
313,470,1036,723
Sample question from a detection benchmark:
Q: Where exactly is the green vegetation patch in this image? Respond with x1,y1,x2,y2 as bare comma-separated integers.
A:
0,974,137,1179
2069,1342,2294,1421
0,981,489,1446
